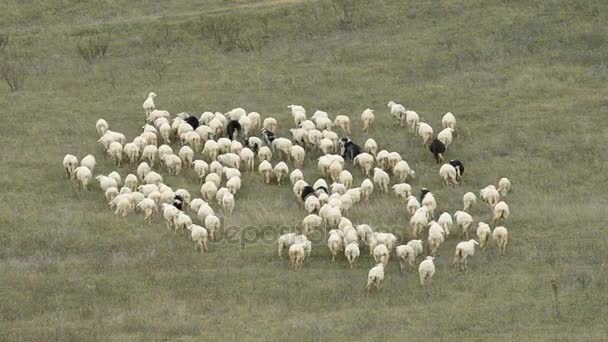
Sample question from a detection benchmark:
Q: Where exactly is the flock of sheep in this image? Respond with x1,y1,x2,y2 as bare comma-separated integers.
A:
62,91,513,293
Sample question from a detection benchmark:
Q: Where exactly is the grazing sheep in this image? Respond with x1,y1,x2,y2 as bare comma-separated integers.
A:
405,110,420,133
143,92,156,116
333,115,352,134
302,214,323,235
344,242,360,269
360,179,374,201
418,256,436,286
289,243,306,271
421,191,437,218
439,163,459,187
342,226,359,246
396,245,417,272
123,143,140,164
331,183,346,195
315,117,333,131
290,169,304,186
406,195,421,216
454,239,479,271
147,110,170,124
428,222,445,256
105,187,119,204
323,206,342,230
157,144,173,161
289,128,308,147
480,185,500,208
311,110,328,122
410,207,430,239
407,239,424,260
498,177,512,197
187,224,208,252
442,112,456,129
437,127,455,148
159,123,172,143
189,198,205,213
337,170,352,189
387,101,406,126
327,230,345,261
288,105,307,125
373,168,390,193
393,161,415,182
173,212,193,232
463,192,477,212
63,154,78,178
373,244,390,266
289,145,306,168
124,174,138,192
162,154,182,175
258,146,273,163
226,176,242,195
360,108,374,132
366,263,385,293
221,192,235,216
375,150,389,170
277,233,307,257
217,153,241,170
319,138,335,155
369,232,398,253
492,226,509,255
137,198,157,224
238,148,254,172
96,119,109,136
193,160,209,183
364,138,378,156
386,152,402,170
203,140,220,161
429,139,446,164
329,161,343,183
304,196,321,214
392,183,413,201
140,131,158,147
294,181,310,201
354,153,375,177
74,166,92,190
161,203,179,230
258,160,273,184
492,201,510,224
453,210,474,239
114,196,135,217
263,117,278,133
273,162,289,185
476,222,492,251
141,145,158,167
437,212,453,236
449,160,465,182
417,122,434,146
106,142,123,166
204,214,220,240
200,181,218,202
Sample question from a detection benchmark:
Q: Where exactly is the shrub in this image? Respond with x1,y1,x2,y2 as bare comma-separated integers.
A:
77,32,111,63
0,59,27,91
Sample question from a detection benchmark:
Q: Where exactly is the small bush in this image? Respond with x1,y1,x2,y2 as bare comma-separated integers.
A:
77,32,111,63
0,33,8,52
0,59,27,91
200,15,267,52
331,0,358,28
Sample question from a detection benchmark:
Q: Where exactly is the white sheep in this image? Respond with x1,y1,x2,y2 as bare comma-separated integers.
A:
311,110,328,122
439,163,459,187
200,181,218,202
143,92,156,116
277,233,308,257
141,145,158,167
189,198,205,213
360,178,374,201
454,239,479,271
173,212,193,232
392,183,412,201
492,226,509,255
302,214,323,235
343,242,360,269
304,196,320,214
476,222,491,251
238,148,255,172
373,168,390,193
375,150,389,170
338,170,353,189
226,176,241,195
290,169,304,185
114,196,135,217
227,107,246,121
137,198,158,224
364,138,378,156
498,177,512,197
74,166,92,190
333,115,352,134
405,110,420,133
62,154,78,178
387,101,406,126
203,140,220,161
158,123,172,143
204,214,220,240
319,138,335,155
257,146,273,163
122,143,139,164
289,145,305,168
136,162,151,181
306,129,322,149
273,162,289,185
441,112,456,129
161,203,180,230
453,210,474,239
138,184,158,197
331,183,346,195
157,144,173,161
417,122,433,146
366,263,385,293
221,192,235,216
393,161,415,183
80,154,96,173
480,185,500,208
259,160,273,184
327,230,344,262
246,112,261,130
96,175,118,192
288,104,307,125
437,127,455,148
238,116,252,136
96,118,109,136
217,153,240,170
140,131,158,147
315,117,333,131
492,201,510,224
289,243,306,271
418,256,436,286
147,109,170,124
345,187,361,204
329,161,343,183
406,195,421,216
192,160,209,183
360,108,374,132
463,192,477,212
396,245,416,272
409,207,429,239
299,120,316,131
209,161,224,179
386,152,402,170
187,224,209,252
428,222,445,256
263,117,278,133
373,243,390,266
437,212,453,236
369,232,397,252
421,191,437,218
105,187,119,204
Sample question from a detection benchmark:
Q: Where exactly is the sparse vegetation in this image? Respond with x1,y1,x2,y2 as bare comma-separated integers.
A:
76,32,111,63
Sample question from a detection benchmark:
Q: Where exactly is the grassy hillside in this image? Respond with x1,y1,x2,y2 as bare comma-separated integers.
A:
2,0,608,340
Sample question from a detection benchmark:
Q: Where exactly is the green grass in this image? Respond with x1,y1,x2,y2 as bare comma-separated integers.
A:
2,0,608,340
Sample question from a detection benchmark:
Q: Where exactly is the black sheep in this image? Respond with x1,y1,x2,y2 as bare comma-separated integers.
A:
301,186,315,201
173,194,184,210
419,188,431,203
184,116,199,130
261,128,276,146
227,120,242,140
339,137,362,160
449,160,464,181
429,139,446,164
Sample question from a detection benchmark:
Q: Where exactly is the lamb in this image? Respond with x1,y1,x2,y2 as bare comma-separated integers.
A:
492,201,510,224
429,139,446,164
187,224,209,252
141,145,158,167
364,138,378,156
453,210,474,239
437,212,453,236
333,115,352,134
476,222,492,251
417,122,434,146
366,263,385,293
74,166,92,190
204,214,220,240
405,110,420,133
387,101,406,126
257,146,273,163
96,119,109,136
396,245,417,271
288,105,307,125
439,163,459,187
221,192,235,216
290,169,304,185
360,179,374,201
143,92,156,116
442,112,456,129
418,256,436,286
289,145,306,168
259,160,273,184
96,175,118,192
437,127,455,148
273,162,289,185
344,242,360,269
373,168,390,193
263,117,278,133
62,154,78,178
480,185,500,208
393,160,416,182
373,244,390,266
392,183,413,201
289,243,306,271
492,226,509,255
454,239,479,271
463,192,477,212
406,196,421,216
193,160,209,183
360,108,374,132
137,198,158,224
498,177,512,197
200,181,218,202
203,140,220,161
